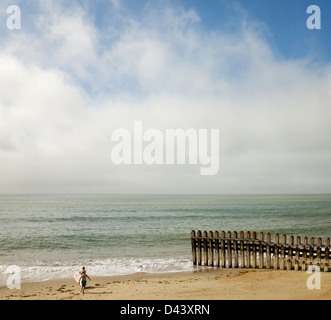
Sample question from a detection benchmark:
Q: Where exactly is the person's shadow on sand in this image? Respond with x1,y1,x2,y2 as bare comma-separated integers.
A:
83,285,108,295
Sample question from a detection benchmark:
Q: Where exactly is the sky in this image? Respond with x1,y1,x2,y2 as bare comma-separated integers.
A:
0,0,331,194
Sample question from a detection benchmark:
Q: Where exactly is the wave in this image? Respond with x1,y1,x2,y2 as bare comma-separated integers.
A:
0,255,194,285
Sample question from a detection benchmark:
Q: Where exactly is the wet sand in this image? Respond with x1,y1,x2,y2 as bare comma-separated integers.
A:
0,268,330,300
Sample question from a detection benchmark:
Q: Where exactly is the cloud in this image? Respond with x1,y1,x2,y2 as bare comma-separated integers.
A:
0,1,331,193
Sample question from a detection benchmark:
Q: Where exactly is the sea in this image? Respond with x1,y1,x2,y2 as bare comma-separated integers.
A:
0,194,330,284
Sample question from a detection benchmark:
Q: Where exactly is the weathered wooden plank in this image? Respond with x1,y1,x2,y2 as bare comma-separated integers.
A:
240,231,245,268
209,231,214,267
203,231,208,266
274,233,279,270
309,237,315,263
280,234,286,270
287,235,294,270
294,236,300,271
197,230,202,266
233,231,238,268
220,231,226,268
266,232,271,269
252,232,257,268
215,231,220,268
227,231,232,268
325,238,330,272
246,231,251,268
302,237,308,271
259,232,264,269
316,237,322,264
191,230,197,265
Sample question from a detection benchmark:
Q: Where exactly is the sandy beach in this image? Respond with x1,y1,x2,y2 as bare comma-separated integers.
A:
1,268,330,300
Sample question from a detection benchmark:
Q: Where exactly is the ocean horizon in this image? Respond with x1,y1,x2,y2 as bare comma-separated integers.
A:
1,193,330,284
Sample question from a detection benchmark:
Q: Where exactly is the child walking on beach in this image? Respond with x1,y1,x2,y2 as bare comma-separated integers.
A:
79,270,91,294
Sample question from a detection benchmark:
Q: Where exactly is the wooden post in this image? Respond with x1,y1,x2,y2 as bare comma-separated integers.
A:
220,231,226,268
240,231,245,268
233,231,238,268
295,236,300,271
274,233,279,270
209,231,214,267
197,230,202,266
302,237,308,271
325,238,330,272
287,236,294,270
252,232,257,268
246,231,251,268
266,232,271,269
203,231,208,266
227,231,232,268
280,234,286,270
309,237,315,264
259,232,264,269
215,231,220,268
191,230,197,265
316,237,322,264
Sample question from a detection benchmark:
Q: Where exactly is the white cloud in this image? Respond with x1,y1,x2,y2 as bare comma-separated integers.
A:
0,2,331,193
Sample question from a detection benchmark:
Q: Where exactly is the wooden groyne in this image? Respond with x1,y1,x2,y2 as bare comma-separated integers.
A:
191,230,330,271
